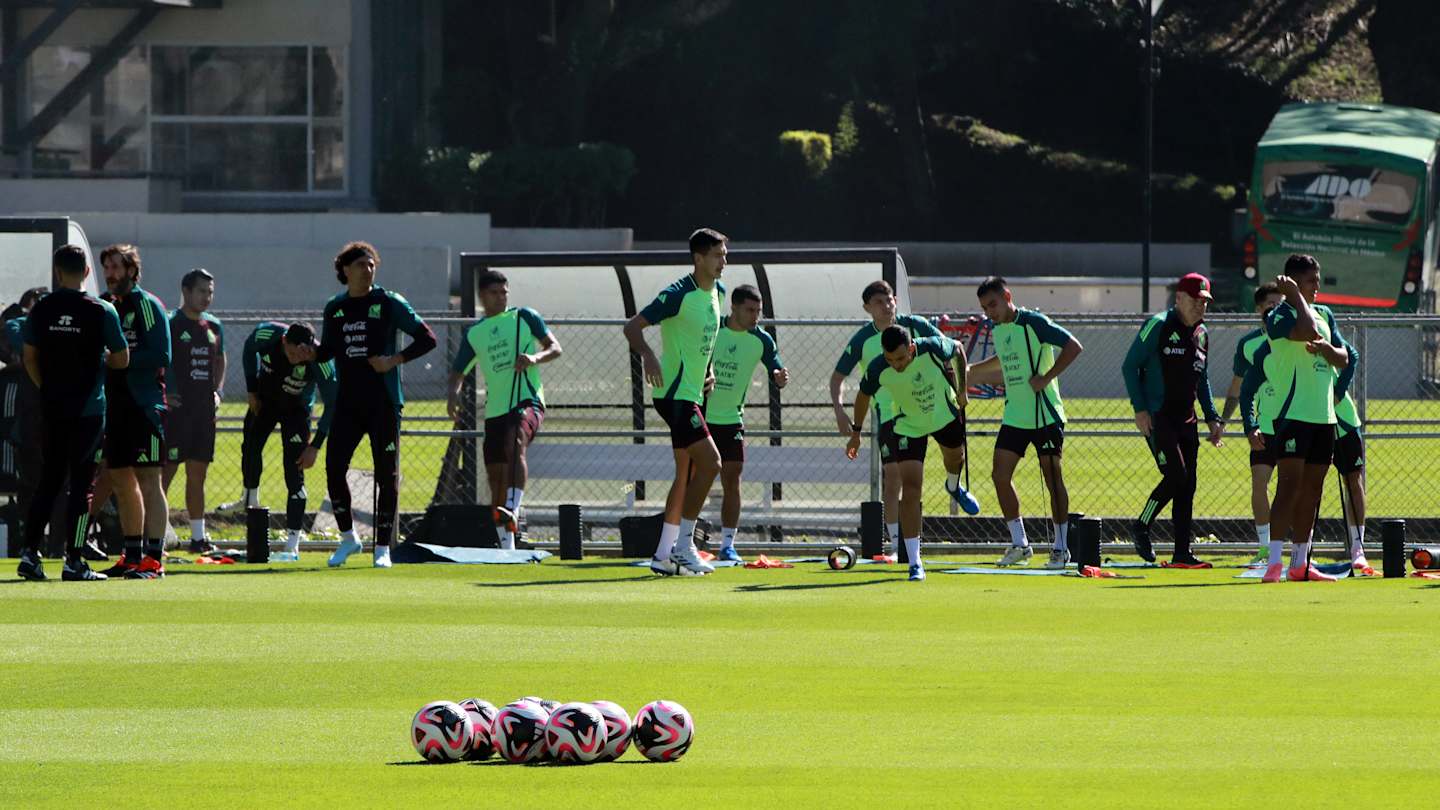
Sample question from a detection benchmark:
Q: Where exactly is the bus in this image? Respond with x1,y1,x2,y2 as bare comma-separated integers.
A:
1238,101,1440,312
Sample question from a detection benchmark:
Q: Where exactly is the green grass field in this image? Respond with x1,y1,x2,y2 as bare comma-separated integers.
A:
3,556,1439,808
188,397,1440,541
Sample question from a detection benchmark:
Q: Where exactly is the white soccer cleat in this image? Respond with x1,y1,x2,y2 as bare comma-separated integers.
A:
285,533,303,556
1044,548,1071,570
373,545,393,569
328,536,363,567
649,557,679,576
997,544,1034,567
669,545,714,575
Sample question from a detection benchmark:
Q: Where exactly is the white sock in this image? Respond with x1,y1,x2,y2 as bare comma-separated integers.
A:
1291,541,1311,569
1053,522,1069,553
1256,523,1270,551
505,487,524,513
678,518,697,551
655,523,679,560
342,528,359,546
1349,525,1366,559
190,519,205,539
1268,540,1285,567
887,522,901,548
1007,518,1028,547
945,473,960,490
285,530,301,554
904,537,921,565
499,528,515,550
721,527,736,551
244,488,259,508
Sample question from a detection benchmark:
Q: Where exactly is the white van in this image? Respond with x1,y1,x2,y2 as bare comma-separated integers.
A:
0,217,104,302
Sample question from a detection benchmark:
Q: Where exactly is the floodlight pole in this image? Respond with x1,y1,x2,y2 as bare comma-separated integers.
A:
1141,0,1155,312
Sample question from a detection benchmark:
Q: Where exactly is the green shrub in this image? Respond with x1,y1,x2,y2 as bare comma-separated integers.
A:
778,130,833,177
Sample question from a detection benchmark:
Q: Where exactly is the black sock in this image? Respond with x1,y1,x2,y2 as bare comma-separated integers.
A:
143,538,163,560
22,545,41,561
124,536,143,563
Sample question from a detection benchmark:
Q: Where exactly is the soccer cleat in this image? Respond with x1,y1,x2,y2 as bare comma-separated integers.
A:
187,536,217,554
285,533,304,556
717,546,743,563
1246,549,1269,567
1288,564,1338,582
944,479,981,515
1167,551,1210,569
1261,563,1285,583
215,497,249,516
1044,548,1071,570
101,558,138,578
1352,558,1376,577
669,545,714,575
908,563,926,581
996,544,1033,567
17,549,46,581
648,556,678,576
328,536,363,567
61,560,108,581
134,556,165,578
1131,521,1155,563
373,545,393,568
81,537,109,562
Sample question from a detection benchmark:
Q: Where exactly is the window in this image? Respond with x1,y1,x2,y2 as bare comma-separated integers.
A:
27,44,346,195
1261,160,1418,228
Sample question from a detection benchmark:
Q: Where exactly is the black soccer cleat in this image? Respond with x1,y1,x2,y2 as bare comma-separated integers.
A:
187,537,217,554
1131,521,1155,563
62,559,108,581
17,549,47,581
81,537,110,562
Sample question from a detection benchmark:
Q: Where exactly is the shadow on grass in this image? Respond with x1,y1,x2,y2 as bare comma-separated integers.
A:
472,575,658,588
1108,581,1253,589
732,577,903,593
166,565,325,577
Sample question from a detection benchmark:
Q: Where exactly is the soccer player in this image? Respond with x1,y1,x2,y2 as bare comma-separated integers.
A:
1120,273,1224,566
96,244,172,580
1221,283,1283,565
163,269,225,553
1244,255,1348,583
831,280,976,552
15,246,128,581
966,277,1083,568
1333,340,1371,574
317,241,436,569
446,269,562,550
846,327,969,581
705,284,788,563
240,322,337,557
622,227,727,576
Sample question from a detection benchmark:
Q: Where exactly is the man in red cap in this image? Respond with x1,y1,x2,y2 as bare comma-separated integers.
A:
1120,273,1224,566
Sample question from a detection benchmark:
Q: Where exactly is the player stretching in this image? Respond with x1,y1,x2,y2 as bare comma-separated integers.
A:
1333,339,1371,574
831,280,975,553
447,269,562,550
967,277,1083,568
847,327,969,581
1121,273,1224,566
705,284,788,563
622,228,727,576
1221,283,1283,565
318,242,437,569
1247,255,1347,583
163,269,225,553
15,246,129,581
97,244,171,579
240,322,336,557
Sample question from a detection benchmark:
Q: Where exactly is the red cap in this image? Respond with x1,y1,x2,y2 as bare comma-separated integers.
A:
1176,272,1212,300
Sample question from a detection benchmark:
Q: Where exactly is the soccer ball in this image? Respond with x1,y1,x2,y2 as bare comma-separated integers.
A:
545,702,609,764
590,700,632,762
492,701,550,764
632,700,694,762
410,700,474,763
458,698,498,760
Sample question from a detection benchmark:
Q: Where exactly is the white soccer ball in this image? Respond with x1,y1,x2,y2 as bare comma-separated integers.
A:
410,700,474,763
457,698,498,760
590,700,632,762
545,702,609,764
631,700,694,762
492,701,550,764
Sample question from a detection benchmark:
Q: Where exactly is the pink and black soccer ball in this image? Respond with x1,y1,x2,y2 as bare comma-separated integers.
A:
632,700,694,762
457,698,498,760
410,700,474,763
545,702,609,765
492,700,550,764
590,700,632,762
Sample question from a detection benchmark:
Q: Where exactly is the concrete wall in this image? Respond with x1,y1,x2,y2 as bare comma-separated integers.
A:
912,276,1181,314
22,0,351,46
1,178,182,215
490,228,633,253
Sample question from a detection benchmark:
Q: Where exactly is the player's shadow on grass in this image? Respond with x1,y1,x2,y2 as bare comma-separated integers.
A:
1108,581,1252,589
165,565,323,577
733,576,903,593
472,575,658,588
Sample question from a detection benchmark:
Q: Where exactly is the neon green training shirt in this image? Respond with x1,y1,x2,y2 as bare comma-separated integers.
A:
639,274,723,405
705,317,784,426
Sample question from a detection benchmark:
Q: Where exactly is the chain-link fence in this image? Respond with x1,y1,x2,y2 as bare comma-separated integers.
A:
186,310,1440,547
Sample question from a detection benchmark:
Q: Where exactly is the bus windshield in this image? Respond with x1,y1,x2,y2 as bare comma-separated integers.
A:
1260,160,1418,228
